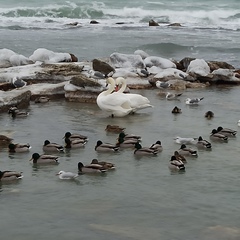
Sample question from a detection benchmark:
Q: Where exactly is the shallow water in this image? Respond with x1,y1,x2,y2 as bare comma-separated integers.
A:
1,85,240,240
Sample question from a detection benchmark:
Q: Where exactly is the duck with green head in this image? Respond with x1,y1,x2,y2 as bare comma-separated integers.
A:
0,170,23,181
134,142,158,156
8,143,31,153
30,153,59,164
43,140,64,153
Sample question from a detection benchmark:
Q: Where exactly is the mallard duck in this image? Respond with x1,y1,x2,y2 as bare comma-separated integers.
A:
134,142,158,156
34,96,50,103
64,132,88,142
8,143,31,153
168,156,185,172
105,124,125,133
0,135,13,145
30,153,59,164
0,170,23,181
196,136,212,149
174,151,187,163
210,129,228,141
205,111,214,119
78,162,107,174
119,132,141,141
116,132,139,148
149,141,163,153
8,107,29,118
178,144,198,156
56,171,78,180
172,106,182,114
65,138,87,149
43,140,64,153
217,126,237,137
95,140,119,152
90,159,115,170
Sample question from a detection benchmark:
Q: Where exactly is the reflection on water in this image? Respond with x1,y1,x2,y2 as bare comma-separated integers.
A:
0,86,240,239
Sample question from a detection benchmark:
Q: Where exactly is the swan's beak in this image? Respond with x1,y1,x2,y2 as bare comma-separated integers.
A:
115,85,119,91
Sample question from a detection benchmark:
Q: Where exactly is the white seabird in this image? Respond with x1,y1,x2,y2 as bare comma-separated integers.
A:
12,77,27,88
185,97,204,105
166,92,182,100
56,171,78,180
156,80,171,89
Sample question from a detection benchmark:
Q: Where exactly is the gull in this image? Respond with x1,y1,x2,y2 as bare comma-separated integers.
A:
166,92,182,100
88,70,106,79
185,97,204,105
56,171,78,180
12,77,27,88
174,136,198,145
136,68,149,77
156,80,171,89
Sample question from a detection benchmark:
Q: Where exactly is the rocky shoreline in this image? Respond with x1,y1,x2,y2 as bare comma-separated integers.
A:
0,48,239,112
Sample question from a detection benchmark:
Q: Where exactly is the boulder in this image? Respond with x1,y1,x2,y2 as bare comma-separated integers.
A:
144,56,176,69
208,61,235,72
134,50,149,60
92,59,115,76
149,20,159,26
109,52,145,69
187,59,210,77
178,57,196,71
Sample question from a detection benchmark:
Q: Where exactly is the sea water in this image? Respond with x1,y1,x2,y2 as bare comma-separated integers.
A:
0,1,240,239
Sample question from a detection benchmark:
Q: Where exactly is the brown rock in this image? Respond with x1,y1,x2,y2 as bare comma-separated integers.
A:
168,23,182,27
178,57,196,71
208,61,235,72
92,59,115,76
70,53,78,62
149,20,159,26
90,20,99,24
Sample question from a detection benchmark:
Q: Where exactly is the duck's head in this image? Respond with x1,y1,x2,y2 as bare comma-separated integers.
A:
211,129,218,134
198,136,203,141
78,162,84,171
180,144,186,149
171,155,177,161
96,140,103,147
31,153,40,163
44,140,50,146
134,142,142,150
64,132,72,139
91,159,99,164
8,143,16,151
155,140,161,145
217,126,223,132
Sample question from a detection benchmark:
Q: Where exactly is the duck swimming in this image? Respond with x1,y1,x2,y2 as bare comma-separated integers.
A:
205,111,214,119
178,144,198,156
65,138,87,149
105,124,125,133
216,126,237,137
210,129,228,141
96,77,135,117
134,142,158,156
64,132,88,142
196,136,212,149
78,162,107,174
168,156,185,172
95,140,119,152
8,143,31,153
43,140,64,153
30,153,59,164
172,106,182,114
90,159,115,170
0,170,23,181
34,96,50,103
149,140,163,153
8,106,29,118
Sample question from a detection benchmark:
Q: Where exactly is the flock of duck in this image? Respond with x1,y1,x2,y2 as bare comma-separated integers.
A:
0,76,238,182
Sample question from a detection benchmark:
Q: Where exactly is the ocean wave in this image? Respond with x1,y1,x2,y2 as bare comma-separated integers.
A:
0,2,239,31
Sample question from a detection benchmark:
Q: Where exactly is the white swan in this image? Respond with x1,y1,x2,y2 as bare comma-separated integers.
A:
115,77,153,112
96,77,135,117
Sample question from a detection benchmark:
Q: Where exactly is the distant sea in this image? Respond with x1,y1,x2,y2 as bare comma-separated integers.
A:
0,0,239,67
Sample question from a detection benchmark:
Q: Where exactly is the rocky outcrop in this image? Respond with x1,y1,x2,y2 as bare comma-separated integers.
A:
149,20,159,26
92,59,115,76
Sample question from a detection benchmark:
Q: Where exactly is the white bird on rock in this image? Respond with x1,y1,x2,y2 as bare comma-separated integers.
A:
156,80,171,89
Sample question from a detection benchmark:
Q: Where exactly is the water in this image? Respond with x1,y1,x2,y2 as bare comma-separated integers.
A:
0,0,240,239
1,86,240,239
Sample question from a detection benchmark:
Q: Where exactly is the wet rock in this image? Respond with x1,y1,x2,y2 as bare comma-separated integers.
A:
168,23,182,27
149,20,159,26
208,61,235,72
90,20,99,24
92,59,115,76
178,57,196,71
